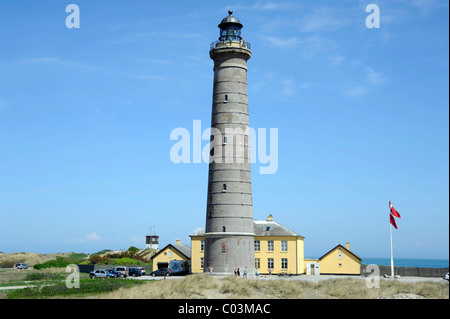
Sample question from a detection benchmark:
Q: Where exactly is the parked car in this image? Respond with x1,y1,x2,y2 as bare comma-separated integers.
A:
89,269,117,279
107,269,121,277
444,272,449,281
149,268,173,277
113,266,128,278
14,263,28,269
128,267,142,277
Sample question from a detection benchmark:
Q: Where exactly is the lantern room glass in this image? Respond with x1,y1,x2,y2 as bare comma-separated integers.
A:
219,25,241,41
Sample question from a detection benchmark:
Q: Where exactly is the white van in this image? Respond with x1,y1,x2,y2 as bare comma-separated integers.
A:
114,266,128,278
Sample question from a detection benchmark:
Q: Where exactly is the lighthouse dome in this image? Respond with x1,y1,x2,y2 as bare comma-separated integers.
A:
218,10,243,29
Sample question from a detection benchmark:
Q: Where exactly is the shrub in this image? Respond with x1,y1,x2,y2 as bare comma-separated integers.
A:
111,258,143,265
89,254,106,264
34,255,88,270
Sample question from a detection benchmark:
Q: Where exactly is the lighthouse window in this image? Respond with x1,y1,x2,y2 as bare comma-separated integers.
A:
222,184,227,192
220,27,241,41
224,94,228,102
222,226,226,232
223,136,227,144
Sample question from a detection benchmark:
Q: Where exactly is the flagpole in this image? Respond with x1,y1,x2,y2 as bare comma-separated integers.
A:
390,220,394,277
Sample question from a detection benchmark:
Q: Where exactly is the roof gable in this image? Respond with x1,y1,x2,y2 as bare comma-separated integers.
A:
151,243,191,260
254,220,303,237
318,244,361,261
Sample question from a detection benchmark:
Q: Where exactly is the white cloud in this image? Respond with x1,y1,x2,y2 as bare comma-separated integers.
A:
366,67,386,85
410,0,442,15
331,56,345,66
282,79,295,97
299,81,310,89
265,36,300,49
297,6,350,33
190,227,204,235
84,232,100,241
343,85,368,98
66,232,100,243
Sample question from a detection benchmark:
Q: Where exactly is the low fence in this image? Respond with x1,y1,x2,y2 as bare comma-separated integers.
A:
77,264,153,273
361,264,448,278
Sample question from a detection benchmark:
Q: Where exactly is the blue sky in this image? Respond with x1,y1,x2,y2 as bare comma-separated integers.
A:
0,0,448,259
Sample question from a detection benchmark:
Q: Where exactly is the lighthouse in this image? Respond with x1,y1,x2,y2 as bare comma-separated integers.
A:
204,11,255,276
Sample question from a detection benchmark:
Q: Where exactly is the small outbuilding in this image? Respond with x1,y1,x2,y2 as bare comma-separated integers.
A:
150,240,191,272
313,243,361,275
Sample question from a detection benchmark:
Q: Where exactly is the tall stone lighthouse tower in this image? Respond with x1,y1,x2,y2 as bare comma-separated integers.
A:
204,11,255,276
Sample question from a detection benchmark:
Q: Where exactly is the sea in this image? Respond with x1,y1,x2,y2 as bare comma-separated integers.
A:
360,257,449,268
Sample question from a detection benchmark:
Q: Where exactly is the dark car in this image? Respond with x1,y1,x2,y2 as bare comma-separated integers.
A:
150,268,173,277
129,267,142,277
107,269,121,277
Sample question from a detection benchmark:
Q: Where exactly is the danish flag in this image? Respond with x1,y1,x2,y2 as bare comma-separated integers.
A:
389,200,401,229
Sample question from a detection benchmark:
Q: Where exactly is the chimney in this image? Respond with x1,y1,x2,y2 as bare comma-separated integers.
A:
345,242,350,250
267,214,273,221
176,239,181,245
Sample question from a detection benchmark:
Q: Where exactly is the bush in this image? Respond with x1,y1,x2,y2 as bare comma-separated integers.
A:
111,258,143,265
34,255,88,270
127,246,140,253
88,251,150,265
89,254,106,264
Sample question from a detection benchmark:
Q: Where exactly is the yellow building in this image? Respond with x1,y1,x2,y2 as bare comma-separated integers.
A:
305,243,361,275
190,214,306,275
150,240,191,271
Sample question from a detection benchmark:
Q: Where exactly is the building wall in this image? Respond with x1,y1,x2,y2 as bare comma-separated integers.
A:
191,236,205,274
254,236,304,275
151,246,190,272
319,247,361,275
191,235,305,275
296,237,305,275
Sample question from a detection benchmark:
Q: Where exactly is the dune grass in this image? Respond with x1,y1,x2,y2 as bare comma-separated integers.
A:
96,275,449,299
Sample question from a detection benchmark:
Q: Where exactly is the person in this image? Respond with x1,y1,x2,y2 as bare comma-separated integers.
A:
243,267,248,279
237,268,240,277
209,266,213,276
234,268,237,276
256,268,259,278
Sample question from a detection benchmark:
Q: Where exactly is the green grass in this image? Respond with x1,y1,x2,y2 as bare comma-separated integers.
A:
24,272,65,281
6,278,148,299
